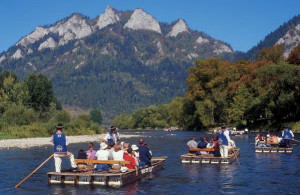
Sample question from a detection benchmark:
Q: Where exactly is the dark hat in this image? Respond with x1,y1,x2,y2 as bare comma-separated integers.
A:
110,126,116,131
221,126,226,129
56,123,64,129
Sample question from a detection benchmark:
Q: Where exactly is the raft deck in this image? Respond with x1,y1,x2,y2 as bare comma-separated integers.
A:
255,146,293,153
181,148,240,164
47,158,166,187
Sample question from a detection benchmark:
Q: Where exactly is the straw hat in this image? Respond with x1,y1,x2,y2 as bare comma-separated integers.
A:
131,144,138,151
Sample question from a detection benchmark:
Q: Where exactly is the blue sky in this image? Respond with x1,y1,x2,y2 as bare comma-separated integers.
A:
0,0,299,53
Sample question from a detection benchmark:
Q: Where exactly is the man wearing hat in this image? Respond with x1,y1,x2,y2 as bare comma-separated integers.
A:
103,126,120,144
95,142,111,171
282,127,294,148
218,126,232,158
51,123,77,172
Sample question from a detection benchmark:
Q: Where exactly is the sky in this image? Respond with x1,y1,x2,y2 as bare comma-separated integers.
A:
0,0,299,53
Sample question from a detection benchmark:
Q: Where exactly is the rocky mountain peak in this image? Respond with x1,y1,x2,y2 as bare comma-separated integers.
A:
167,19,189,37
95,5,120,30
276,23,300,58
50,14,92,45
17,26,49,47
124,8,161,34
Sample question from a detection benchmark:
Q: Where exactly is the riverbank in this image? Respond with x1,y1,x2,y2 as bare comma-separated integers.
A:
0,134,141,149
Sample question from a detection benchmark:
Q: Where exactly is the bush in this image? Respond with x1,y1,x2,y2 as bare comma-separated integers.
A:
292,121,300,131
52,110,71,123
1,104,37,126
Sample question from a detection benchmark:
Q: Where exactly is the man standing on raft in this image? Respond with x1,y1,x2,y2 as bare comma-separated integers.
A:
218,126,232,158
282,127,294,148
51,123,77,173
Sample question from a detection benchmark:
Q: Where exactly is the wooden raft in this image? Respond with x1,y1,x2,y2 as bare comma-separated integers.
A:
181,148,240,164
255,146,293,153
47,158,166,187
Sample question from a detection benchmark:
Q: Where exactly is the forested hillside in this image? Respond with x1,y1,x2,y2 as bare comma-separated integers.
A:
113,45,300,130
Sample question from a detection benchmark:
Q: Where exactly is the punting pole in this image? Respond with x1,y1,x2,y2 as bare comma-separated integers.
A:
15,154,54,188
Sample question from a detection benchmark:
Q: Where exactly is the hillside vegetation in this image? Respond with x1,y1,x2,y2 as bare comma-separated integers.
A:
113,45,300,131
0,71,103,139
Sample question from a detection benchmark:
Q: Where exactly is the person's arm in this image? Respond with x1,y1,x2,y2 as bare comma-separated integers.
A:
224,130,232,143
282,131,284,137
65,135,69,146
290,130,294,139
50,135,53,143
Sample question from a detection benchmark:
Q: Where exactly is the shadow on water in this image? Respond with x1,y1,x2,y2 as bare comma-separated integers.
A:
1,130,300,194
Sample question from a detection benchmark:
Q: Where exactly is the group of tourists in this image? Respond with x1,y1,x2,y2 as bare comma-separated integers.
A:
187,126,236,158
51,124,152,174
255,127,294,148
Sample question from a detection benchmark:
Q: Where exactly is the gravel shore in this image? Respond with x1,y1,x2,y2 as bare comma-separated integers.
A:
0,134,140,149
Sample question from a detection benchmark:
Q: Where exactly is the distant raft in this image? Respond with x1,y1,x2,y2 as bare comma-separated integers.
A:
255,146,293,153
47,158,166,187
181,148,240,164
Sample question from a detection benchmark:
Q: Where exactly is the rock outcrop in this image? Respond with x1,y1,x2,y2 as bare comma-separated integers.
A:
17,27,49,47
276,24,300,58
38,37,57,51
95,6,120,30
124,9,161,34
167,19,189,37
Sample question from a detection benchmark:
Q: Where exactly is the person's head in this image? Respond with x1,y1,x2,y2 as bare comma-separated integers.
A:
127,148,133,154
78,149,85,155
200,137,205,142
139,138,145,145
110,126,117,133
88,142,94,149
56,123,63,132
123,142,129,149
212,137,218,141
114,144,121,152
109,142,115,148
221,126,226,131
190,136,195,141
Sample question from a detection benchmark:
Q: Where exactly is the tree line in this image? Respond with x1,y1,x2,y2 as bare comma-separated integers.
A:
0,71,103,138
112,44,300,130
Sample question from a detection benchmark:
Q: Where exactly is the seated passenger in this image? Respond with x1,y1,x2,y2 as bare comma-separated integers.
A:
131,144,140,165
112,144,124,169
95,143,111,171
86,142,96,160
123,148,138,176
197,137,208,149
77,149,88,171
270,134,279,145
138,139,152,166
187,136,198,150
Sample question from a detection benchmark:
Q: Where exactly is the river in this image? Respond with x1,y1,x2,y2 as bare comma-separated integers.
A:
1,130,300,194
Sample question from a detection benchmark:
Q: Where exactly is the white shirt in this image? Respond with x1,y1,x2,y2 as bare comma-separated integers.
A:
112,150,124,161
95,149,109,160
104,132,120,143
187,140,198,148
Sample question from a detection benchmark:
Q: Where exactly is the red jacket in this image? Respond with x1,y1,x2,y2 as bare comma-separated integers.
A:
124,153,136,169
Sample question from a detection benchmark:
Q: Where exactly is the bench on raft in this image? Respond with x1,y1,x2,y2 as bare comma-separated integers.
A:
189,148,216,152
74,159,131,172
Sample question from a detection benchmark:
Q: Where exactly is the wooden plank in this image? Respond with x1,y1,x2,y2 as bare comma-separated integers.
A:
75,159,130,164
189,148,215,152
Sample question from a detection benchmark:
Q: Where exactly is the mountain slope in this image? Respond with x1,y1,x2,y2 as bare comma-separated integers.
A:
244,15,300,60
0,6,234,121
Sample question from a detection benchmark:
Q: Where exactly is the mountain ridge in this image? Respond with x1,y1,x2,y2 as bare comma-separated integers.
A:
0,6,299,122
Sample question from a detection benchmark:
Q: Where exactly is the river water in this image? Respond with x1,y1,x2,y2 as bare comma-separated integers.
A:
1,130,300,194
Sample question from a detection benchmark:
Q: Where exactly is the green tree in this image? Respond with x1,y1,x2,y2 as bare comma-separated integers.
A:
23,73,55,116
90,109,102,125
227,85,253,124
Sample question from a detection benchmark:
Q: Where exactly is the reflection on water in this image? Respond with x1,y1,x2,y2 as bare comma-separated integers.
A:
1,131,300,194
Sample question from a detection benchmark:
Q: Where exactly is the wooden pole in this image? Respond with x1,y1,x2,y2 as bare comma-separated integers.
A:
15,153,54,188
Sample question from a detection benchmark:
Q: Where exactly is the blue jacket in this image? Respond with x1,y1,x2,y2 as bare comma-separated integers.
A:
138,145,152,165
53,133,67,154
218,130,229,146
283,129,293,139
